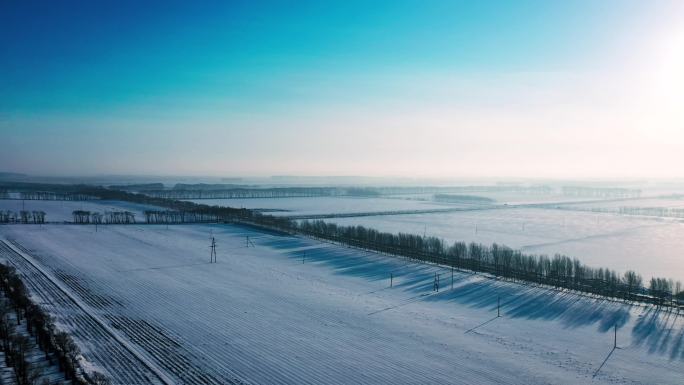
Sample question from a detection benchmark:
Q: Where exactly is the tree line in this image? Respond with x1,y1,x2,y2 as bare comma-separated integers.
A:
72,210,135,224
433,194,495,204
0,263,109,384
75,186,257,220
143,210,219,223
57,185,682,309
72,209,222,225
618,206,684,218
0,211,46,224
296,221,682,306
562,186,641,198
343,185,554,195
107,183,165,191
0,182,101,201
171,183,247,190
18,191,96,201
133,185,557,199
138,187,382,200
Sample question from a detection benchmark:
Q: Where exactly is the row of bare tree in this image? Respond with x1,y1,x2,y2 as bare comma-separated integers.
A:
0,263,109,384
562,186,641,198
72,210,135,224
142,187,352,199
77,186,683,308
18,191,95,201
296,220,683,307
0,211,46,224
619,206,684,218
143,210,219,223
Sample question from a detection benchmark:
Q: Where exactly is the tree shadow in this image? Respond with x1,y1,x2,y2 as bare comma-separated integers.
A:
632,307,684,359
424,279,631,331
251,230,684,360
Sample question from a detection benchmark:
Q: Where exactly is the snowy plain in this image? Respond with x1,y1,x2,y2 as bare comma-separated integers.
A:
0,222,682,384
4,196,683,281
327,207,684,282
559,197,684,211
185,196,477,216
5,196,682,281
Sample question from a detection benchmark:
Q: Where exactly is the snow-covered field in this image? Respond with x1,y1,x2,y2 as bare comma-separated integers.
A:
559,197,684,211
327,207,684,282
386,192,646,206
0,199,161,223
184,194,612,215
185,196,470,216
0,223,682,384
3,196,683,280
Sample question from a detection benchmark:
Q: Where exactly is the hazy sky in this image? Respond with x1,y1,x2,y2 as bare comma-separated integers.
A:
1,0,683,178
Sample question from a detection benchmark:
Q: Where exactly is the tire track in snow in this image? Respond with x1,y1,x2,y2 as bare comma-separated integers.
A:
0,240,172,385
4,225,658,385
4,238,249,385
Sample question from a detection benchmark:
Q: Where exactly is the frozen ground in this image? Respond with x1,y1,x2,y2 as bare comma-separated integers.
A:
3,196,683,281
185,194,613,216
0,223,682,385
385,192,640,205
326,207,684,282
185,196,477,216
0,199,161,223
559,197,684,211
444,192,606,205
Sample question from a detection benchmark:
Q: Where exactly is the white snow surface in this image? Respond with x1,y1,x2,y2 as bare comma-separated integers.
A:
185,196,463,216
327,207,684,281
0,223,682,385
183,195,684,280
560,197,684,211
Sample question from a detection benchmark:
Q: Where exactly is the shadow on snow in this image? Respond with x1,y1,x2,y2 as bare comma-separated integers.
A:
262,232,684,360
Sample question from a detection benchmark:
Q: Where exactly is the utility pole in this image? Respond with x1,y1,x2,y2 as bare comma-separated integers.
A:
210,237,217,263
390,273,393,288
614,324,617,349
497,296,501,317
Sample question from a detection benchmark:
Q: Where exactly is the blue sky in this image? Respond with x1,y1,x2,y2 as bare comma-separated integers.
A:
1,0,683,177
